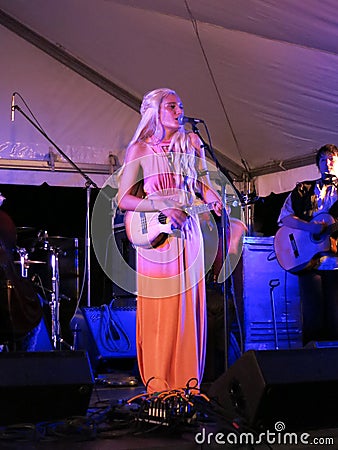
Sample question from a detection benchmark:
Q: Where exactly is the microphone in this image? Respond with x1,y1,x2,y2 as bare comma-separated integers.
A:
322,173,338,185
11,92,16,122
178,115,204,125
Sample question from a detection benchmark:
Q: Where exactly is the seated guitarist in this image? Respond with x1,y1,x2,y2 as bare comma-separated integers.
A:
278,144,338,345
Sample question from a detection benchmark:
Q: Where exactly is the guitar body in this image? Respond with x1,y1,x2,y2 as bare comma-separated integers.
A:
124,210,174,249
124,202,216,249
274,213,336,273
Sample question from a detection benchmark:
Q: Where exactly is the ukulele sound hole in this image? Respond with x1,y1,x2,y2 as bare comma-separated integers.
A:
158,213,167,224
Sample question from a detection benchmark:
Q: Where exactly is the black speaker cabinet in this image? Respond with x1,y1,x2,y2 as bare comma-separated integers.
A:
72,298,137,372
208,348,338,431
112,222,136,297
0,351,94,425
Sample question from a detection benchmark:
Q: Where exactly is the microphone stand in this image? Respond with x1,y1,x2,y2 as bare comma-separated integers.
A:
13,104,97,314
189,122,238,373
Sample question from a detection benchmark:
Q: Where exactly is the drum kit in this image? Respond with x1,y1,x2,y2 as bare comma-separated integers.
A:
15,227,74,350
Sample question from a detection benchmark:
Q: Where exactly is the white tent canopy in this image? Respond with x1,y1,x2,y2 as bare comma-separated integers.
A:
1,0,337,195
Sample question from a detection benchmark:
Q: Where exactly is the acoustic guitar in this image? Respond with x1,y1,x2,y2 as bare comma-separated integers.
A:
274,212,338,273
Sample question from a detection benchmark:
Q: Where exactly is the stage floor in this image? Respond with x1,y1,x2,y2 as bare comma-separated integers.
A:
1,368,338,450
0,370,209,450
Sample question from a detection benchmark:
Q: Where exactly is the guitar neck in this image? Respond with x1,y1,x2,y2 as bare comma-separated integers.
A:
328,221,338,236
185,202,215,215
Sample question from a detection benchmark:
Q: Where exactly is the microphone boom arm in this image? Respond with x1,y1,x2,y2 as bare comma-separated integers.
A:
13,105,98,189
188,120,241,196
13,103,96,308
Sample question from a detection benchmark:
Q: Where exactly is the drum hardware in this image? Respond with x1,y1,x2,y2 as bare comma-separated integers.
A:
47,242,73,351
14,260,46,265
30,275,71,303
37,230,49,251
50,246,61,349
14,247,46,278
28,230,74,351
16,247,28,278
16,226,35,233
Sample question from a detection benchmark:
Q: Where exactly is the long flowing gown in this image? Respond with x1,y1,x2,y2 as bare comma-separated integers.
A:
136,143,207,393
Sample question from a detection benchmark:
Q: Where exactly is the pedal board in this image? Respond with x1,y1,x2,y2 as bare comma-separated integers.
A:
136,395,196,426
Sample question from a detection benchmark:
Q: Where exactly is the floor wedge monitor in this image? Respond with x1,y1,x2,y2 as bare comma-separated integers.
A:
0,350,94,425
208,348,338,431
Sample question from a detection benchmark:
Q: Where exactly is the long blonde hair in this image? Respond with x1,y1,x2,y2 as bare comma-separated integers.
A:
128,88,198,195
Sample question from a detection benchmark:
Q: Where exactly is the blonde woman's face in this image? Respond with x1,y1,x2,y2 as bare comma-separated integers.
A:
159,93,184,132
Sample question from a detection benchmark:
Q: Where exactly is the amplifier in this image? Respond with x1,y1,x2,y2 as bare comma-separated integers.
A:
72,298,137,372
243,237,302,350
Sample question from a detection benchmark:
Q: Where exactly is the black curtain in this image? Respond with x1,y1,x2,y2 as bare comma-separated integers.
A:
0,183,113,344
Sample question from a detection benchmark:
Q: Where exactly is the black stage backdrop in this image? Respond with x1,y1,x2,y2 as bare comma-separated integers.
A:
253,192,290,236
1,183,89,237
0,183,113,345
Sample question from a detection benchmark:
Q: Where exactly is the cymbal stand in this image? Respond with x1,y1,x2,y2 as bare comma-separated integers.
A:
17,247,28,278
49,245,72,350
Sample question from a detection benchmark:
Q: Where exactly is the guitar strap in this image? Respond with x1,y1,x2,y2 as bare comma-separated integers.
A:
291,180,316,221
131,178,145,199
329,200,338,221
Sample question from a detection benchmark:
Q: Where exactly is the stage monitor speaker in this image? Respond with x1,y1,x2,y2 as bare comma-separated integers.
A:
0,351,94,425
208,348,338,431
72,299,137,372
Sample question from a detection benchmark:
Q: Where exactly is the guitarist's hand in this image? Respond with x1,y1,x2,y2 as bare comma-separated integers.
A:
281,214,328,235
308,220,327,235
212,201,223,216
159,199,188,229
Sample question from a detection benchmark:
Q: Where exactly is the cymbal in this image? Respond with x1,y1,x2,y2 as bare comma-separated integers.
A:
48,236,73,240
14,260,46,265
47,236,75,247
16,227,35,233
